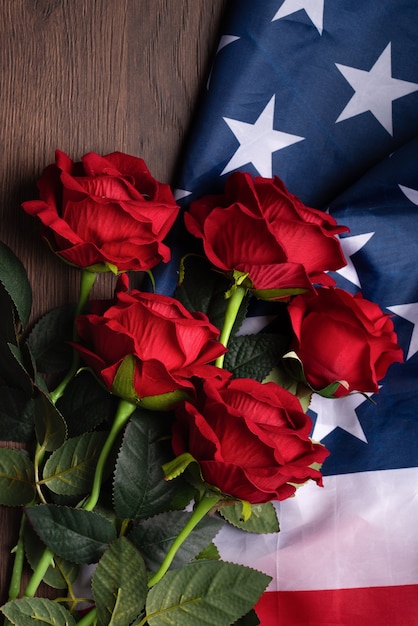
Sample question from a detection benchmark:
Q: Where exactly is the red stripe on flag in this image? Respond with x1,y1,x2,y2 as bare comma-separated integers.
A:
255,585,418,626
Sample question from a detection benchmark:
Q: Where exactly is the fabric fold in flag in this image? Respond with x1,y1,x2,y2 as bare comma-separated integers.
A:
173,0,418,209
157,1,418,623
229,463,418,626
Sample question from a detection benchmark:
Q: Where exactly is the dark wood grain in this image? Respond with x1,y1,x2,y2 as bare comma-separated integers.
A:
0,0,227,603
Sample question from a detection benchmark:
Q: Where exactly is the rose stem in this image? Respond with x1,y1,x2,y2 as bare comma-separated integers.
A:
23,547,55,598
147,493,221,588
215,284,247,368
23,398,136,597
49,269,98,404
21,270,98,598
83,399,136,511
75,608,98,626
7,515,26,602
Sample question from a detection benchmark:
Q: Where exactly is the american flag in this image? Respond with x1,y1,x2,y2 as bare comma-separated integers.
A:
158,1,418,624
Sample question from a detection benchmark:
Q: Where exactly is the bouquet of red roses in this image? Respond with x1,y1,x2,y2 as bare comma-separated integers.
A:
0,151,402,626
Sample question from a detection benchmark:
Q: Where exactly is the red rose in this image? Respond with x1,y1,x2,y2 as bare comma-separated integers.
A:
288,287,403,396
22,150,179,272
73,285,227,408
172,378,329,504
184,172,348,299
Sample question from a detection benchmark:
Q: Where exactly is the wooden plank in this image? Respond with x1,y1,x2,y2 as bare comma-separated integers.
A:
0,0,227,602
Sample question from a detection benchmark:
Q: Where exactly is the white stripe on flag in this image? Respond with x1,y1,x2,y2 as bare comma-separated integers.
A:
215,467,418,591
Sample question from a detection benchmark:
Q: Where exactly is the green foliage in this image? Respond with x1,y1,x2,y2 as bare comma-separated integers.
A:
0,281,18,344
25,504,117,564
92,537,148,626
33,390,67,452
26,304,75,374
113,411,180,519
111,354,139,403
0,241,32,330
56,370,118,437
162,452,199,481
42,431,108,496
0,341,35,395
128,510,224,572
24,524,79,590
225,333,289,381
0,283,34,391
0,222,285,623
1,597,75,626
233,609,261,625
145,560,271,626
0,388,34,442
219,502,280,534
175,255,249,333
0,448,35,506
195,541,221,561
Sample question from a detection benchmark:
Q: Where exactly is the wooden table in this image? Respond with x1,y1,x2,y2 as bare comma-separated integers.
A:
0,0,227,603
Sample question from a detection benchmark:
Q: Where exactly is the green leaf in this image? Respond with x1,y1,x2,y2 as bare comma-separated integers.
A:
175,256,249,334
0,282,18,343
0,343,35,395
0,388,34,442
162,452,199,481
14,334,40,374
26,305,75,374
168,481,196,511
42,431,108,496
128,510,224,572
195,542,221,561
113,411,179,519
224,334,289,381
92,537,148,626
0,241,32,329
25,504,117,564
8,342,37,382
34,390,67,451
145,560,271,626
219,502,280,534
1,597,76,625
281,351,305,381
23,523,79,589
0,448,35,505
233,609,260,625
56,370,118,437
0,284,33,393
263,364,298,394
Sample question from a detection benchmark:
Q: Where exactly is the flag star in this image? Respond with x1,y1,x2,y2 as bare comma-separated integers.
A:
399,185,418,205
310,393,369,442
272,0,324,35
335,43,418,135
222,96,304,177
387,303,418,360
239,315,278,335
217,35,240,53
173,188,192,201
336,232,374,287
